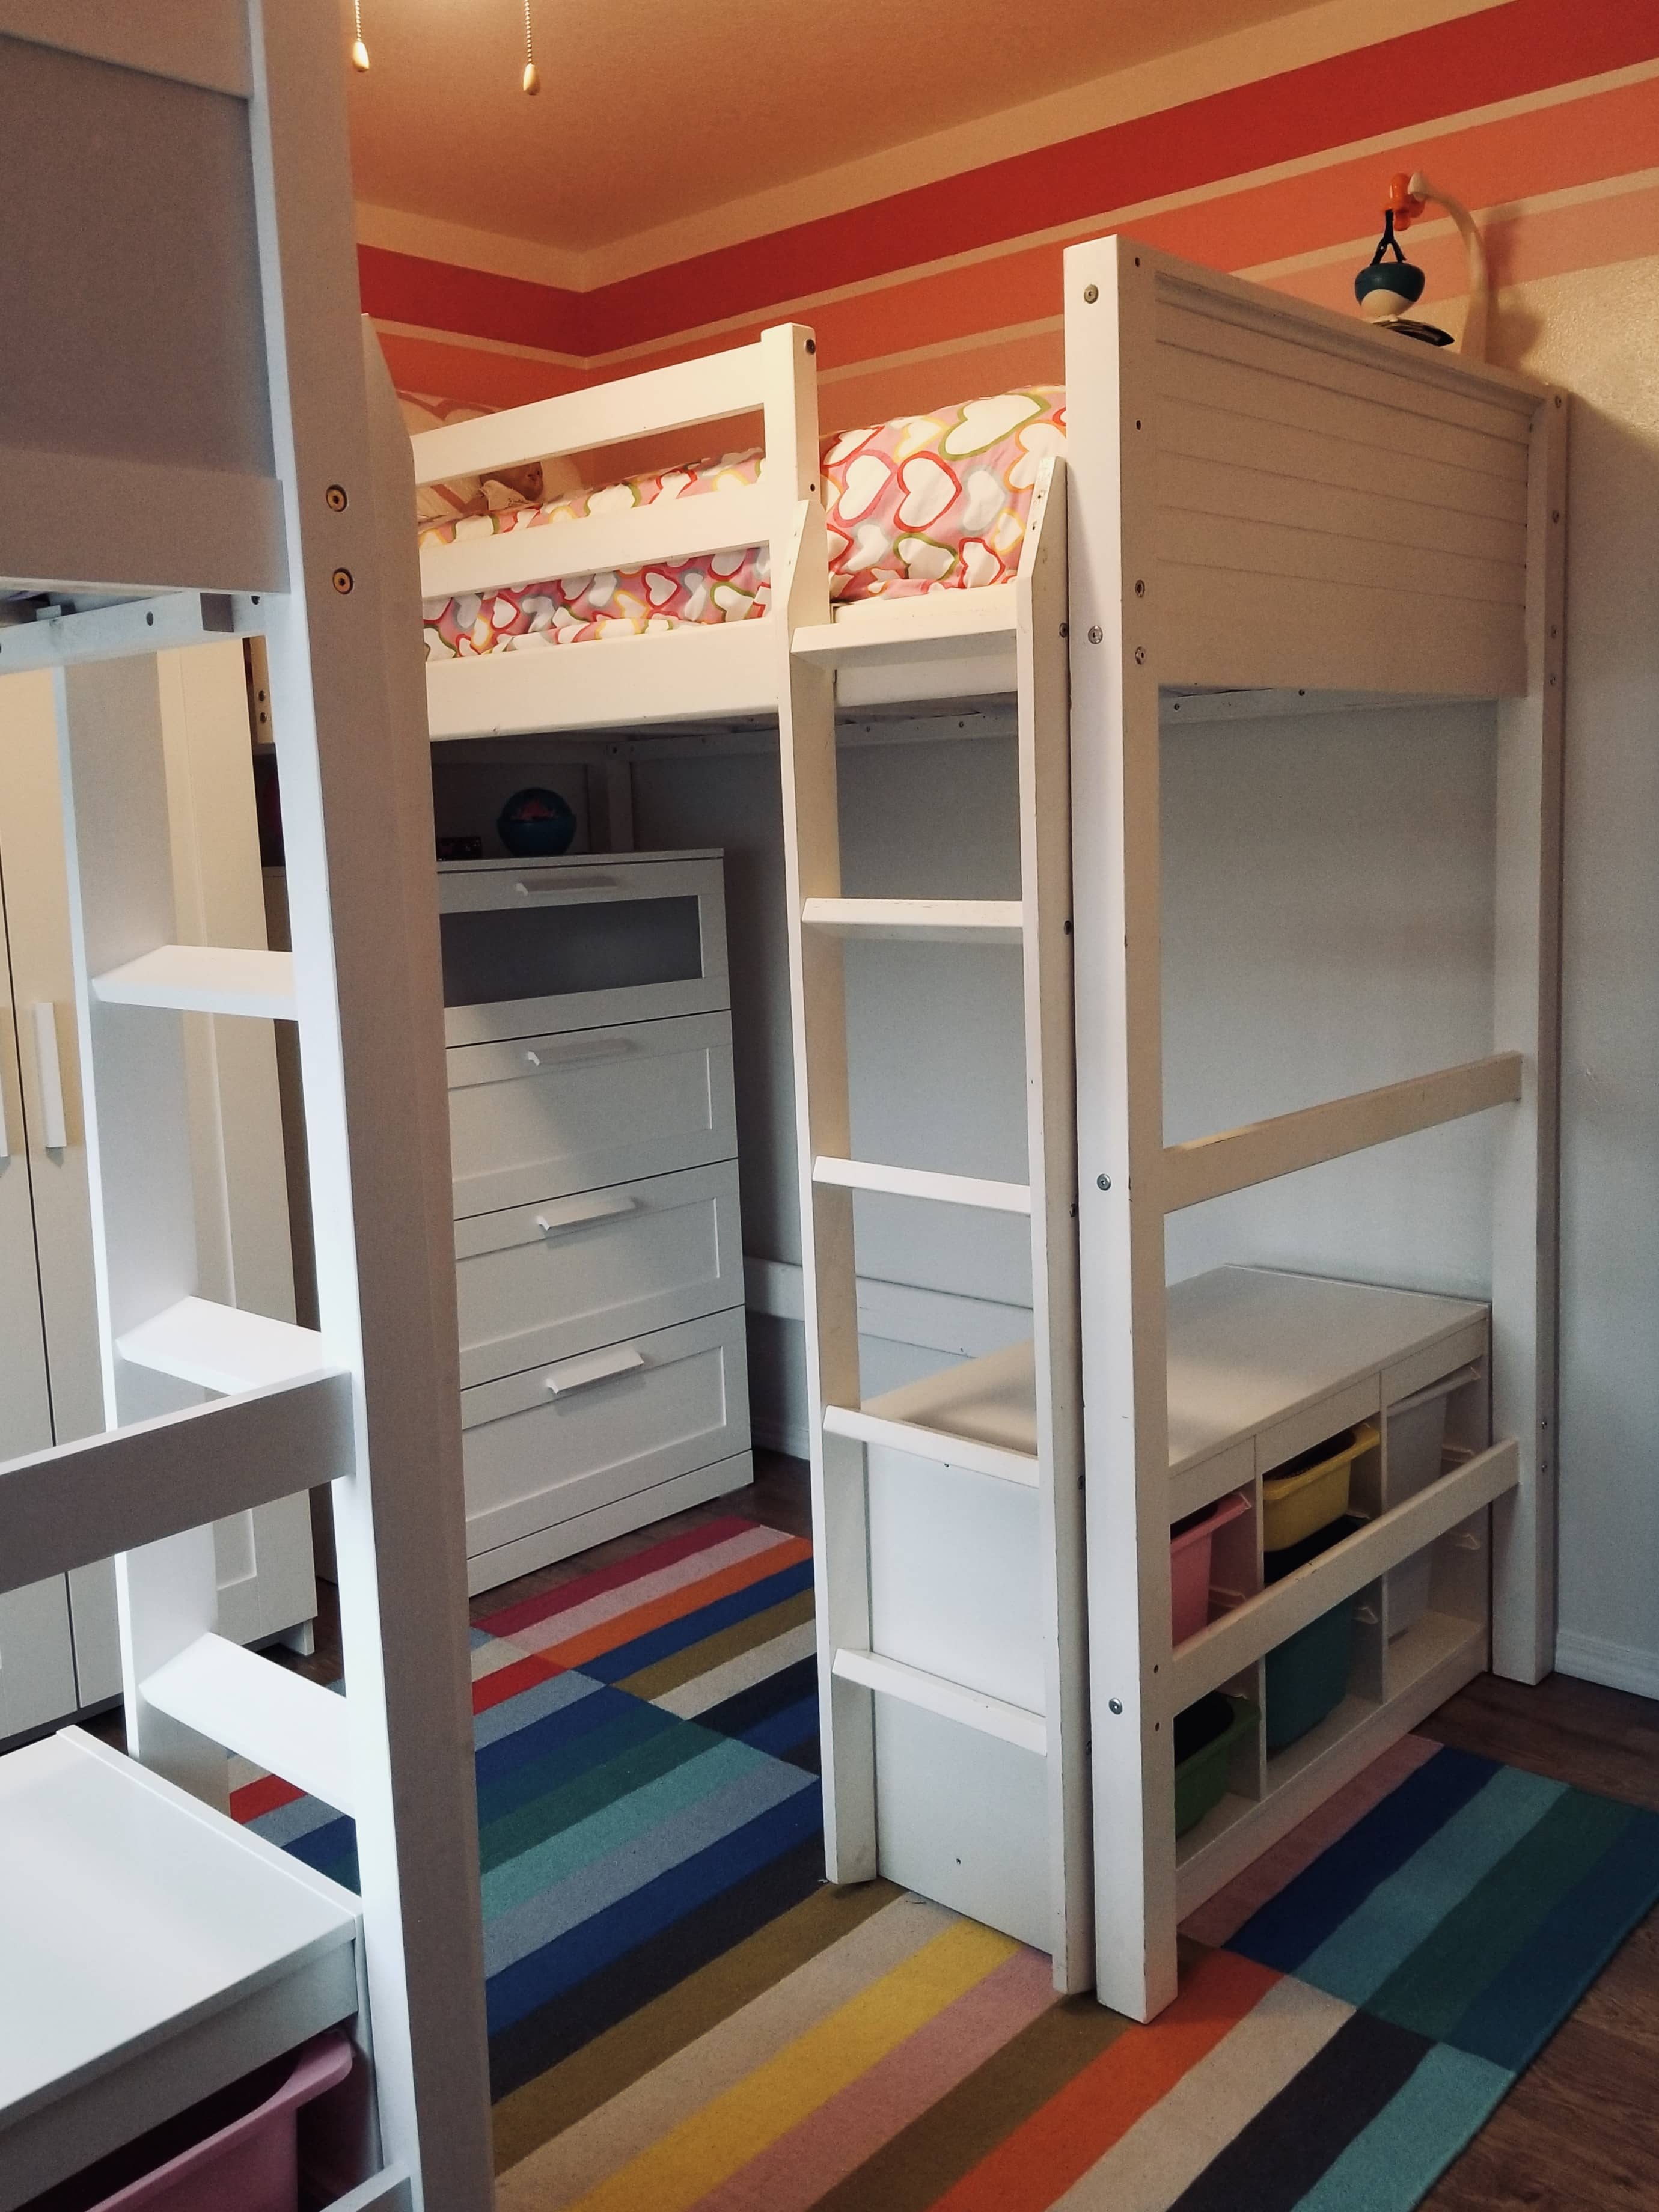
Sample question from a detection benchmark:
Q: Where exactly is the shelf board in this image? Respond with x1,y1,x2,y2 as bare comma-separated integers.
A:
91,944,296,1019
116,1297,334,1395
1166,1268,1487,1483
1175,1612,1486,1919
1176,1786,1260,1871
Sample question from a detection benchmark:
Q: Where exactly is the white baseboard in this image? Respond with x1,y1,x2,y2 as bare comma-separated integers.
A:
751,1412,812,1462
1554,1628,1659,1703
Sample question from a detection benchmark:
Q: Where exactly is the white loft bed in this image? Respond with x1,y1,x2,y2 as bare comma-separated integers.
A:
0,5,491,2207
411,240,1562,2026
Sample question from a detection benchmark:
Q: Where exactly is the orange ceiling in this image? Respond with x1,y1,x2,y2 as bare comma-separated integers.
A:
343,0,1321,252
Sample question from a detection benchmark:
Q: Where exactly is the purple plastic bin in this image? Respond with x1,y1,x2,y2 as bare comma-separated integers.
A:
66,2032,352,2212
1171,1491,1251,1643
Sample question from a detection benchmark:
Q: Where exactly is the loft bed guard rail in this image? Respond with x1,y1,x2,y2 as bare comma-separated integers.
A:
413,328,823,736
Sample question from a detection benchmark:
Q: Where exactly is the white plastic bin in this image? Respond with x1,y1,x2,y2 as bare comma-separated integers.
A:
1385,1365,1477,1636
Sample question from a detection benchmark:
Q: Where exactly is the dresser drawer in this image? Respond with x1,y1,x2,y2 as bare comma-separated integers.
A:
460,1308,751,1557
454,1159,743,1388
438,854,730,1046
447,1010,737,1218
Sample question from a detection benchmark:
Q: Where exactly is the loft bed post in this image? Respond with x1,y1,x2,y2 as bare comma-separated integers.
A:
1066,240,1180,2021
1066,232,1562,2021
0,4,493,2204
1489,392,1566,1685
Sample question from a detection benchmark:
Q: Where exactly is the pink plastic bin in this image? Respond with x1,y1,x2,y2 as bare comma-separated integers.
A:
1171,1491,1251,1643
35,2032,352,2212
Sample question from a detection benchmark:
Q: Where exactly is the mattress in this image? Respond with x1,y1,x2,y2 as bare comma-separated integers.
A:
419,387,1066,658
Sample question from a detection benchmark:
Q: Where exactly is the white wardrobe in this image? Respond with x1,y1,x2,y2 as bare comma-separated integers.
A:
0,644,316,1738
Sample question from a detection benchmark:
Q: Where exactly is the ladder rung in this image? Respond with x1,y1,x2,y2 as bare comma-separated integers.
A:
142,1632,355,1813
792,581,1019,662
831,1647,1046,1755
92,944,297,1019
118,1297,333,1394
813,1158,1031,1214
823,1402,1038,1488
801,898,1024,945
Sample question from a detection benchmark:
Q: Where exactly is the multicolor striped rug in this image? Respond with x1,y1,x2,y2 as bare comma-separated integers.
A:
233,1513,1659,2210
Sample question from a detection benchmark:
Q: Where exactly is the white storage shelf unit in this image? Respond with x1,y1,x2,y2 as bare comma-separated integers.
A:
858,1266,1503,1928
439,851,752,1591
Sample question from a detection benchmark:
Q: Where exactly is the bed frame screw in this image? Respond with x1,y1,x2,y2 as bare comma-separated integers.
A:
1134,646,1146,665
1087,624,1103,644
325,484,349,512
1108,1699,1123,1715
1134,579,1146,596
1097,1173,1111,1190
1083,284,1099,304
331,567,354,595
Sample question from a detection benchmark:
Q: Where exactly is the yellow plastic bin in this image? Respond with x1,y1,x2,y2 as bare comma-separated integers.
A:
1260,1422,1379,1552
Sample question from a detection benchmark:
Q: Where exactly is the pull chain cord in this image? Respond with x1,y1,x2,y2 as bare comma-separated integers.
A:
350,0,369,71
522,0,541,94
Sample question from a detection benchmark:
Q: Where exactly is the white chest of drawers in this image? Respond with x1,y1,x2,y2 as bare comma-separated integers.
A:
438,852,753,1592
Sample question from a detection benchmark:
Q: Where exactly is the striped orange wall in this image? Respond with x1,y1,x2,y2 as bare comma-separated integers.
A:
366,0,1659,430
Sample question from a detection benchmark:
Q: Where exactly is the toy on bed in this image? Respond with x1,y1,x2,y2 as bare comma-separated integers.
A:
415,388,1068,660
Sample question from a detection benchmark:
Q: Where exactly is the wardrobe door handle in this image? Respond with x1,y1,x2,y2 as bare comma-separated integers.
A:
31,1003,67,1150
544,1345,646,1398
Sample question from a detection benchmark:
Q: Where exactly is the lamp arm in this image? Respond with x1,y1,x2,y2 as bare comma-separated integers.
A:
1407,170,1488,362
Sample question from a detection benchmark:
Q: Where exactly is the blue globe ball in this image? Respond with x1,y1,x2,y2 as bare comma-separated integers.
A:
498,786,577,857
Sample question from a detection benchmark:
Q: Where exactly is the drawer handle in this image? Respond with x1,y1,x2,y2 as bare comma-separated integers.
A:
515,870,619,900
535,1193,640,1235
522,1037,639,1069
545,1345,646,1397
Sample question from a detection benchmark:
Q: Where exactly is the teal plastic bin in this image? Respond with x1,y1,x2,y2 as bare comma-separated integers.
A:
1263,1515,1360,1753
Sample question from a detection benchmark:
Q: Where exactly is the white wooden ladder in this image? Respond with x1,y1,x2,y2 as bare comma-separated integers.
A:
775,459,1092,1990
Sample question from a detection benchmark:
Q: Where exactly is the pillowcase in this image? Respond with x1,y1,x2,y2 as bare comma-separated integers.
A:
397,391,548,524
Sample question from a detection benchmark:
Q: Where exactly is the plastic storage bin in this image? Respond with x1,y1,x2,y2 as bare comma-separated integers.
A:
1384,1369,1470,1636
1173,1691,1260,1836
1170,1490,1251,1643
1263,1515,1361,1753
1260,1422,1378,1551
29,2032,351,2212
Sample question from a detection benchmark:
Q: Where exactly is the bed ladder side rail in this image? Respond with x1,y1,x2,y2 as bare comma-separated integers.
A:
778,457,1090,1991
